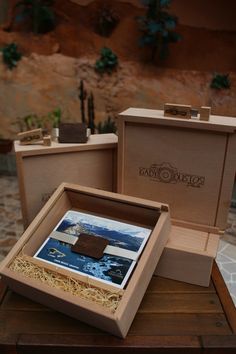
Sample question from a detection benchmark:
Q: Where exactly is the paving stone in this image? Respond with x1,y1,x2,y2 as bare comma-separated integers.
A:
221,243,236,262
0,175,23,262
221,262,236,274
217,239,229,252
219,268,232,282
216,253,233,263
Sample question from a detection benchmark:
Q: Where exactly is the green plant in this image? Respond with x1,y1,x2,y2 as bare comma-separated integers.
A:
16,108,62,133
137,0,181,61
210,73,231,89
97,117,117,134
78,81,96,133
1,42,22,69
15,113,42,132
94,5,119,37
15,0,55,34
95,47,118,74
78,80,87,124
87,92,95,134
47,107,62,128
23,114,42,130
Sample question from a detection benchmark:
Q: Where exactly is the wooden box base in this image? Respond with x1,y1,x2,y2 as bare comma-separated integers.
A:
0,183,171,338
156,225,220,286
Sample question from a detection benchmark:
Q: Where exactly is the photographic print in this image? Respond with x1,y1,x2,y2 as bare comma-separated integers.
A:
34,210,152,288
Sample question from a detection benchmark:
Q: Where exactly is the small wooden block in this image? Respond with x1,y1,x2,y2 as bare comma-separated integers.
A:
164,103,191,119
18,128,43,145
161,205,169,212
43,135,51,146
59,123,88,143
200,106,211,121
71,233,109,259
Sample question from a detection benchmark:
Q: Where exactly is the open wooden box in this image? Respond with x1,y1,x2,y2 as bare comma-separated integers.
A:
15,133,118,228
117,108,236,285
0,183,170,338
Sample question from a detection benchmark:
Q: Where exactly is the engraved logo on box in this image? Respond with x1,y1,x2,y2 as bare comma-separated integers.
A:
139,162,205,188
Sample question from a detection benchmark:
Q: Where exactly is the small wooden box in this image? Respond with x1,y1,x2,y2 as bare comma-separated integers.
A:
117,108,236,285
15,134,118,228
58,123,87,143
0,183,171,338
156,224,220,286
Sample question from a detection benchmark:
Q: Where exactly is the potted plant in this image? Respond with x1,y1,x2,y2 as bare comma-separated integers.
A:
46,107,62,141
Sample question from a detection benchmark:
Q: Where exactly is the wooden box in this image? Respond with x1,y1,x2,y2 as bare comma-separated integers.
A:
15,133,118,228
156,225,220,286
118,108,236,230
117,108,236,285
0,183,171,338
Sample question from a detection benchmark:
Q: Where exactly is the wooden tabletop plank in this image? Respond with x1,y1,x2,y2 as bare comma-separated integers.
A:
0,310,101,336
0,262,235,353
201,335,236,352
1,276,216,312
17,334,202,354
0,282,7,304
139,293,223,313
131,313,231,336
0,343,17,354
1,290,224,320
147,276,215,293
0,310,231,337
1,291,51,311
212,262,236,333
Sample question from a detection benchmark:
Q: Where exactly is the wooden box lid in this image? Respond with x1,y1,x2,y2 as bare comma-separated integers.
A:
118,108,236,230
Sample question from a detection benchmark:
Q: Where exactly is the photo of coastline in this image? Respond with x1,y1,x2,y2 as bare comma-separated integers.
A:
34,210,152,288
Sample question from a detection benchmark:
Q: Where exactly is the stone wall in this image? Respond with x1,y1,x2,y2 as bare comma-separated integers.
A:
70,0,236,30
1,53,235,139
0,0,9,25
0,54,79,138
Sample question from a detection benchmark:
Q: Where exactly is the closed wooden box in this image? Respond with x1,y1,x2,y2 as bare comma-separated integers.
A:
15,134,118,228
156,224,220,286
0,183,171,338
117,108,236,285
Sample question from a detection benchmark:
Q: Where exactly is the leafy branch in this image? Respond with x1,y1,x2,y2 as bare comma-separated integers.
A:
15,0,55,34
137,0,181,61
1,43,22,70
95,47,118,74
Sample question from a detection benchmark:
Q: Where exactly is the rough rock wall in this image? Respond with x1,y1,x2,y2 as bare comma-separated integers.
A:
70,0,236,30
0,54,79,138
0,53,235,139
0,0,9,25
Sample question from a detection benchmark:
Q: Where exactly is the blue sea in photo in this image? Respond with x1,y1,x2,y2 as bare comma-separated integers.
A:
36,237,133,286
35,210,152,288
56,210,152,253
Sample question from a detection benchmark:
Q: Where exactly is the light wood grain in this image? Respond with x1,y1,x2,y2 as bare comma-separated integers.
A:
0,183,170,338
117,107,234,286
15,134,118,228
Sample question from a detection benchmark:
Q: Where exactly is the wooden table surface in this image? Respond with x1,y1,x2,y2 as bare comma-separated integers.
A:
1,262,236,354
